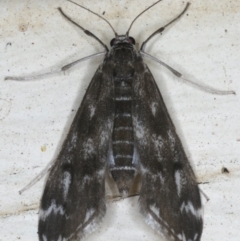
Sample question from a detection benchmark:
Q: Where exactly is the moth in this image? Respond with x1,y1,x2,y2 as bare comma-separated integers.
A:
6,1,209,241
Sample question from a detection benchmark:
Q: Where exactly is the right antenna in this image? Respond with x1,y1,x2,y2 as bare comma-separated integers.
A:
126,0,162,36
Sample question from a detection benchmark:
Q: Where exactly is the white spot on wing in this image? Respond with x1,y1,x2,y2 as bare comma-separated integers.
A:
158,171,164,184
140,166,165,184
89,105,96,118
81,208,98,237
39,200,64,221
71,132,78,145
177,233,183,240
82,138,95,159
174,170,181,196
167,130,176,154
145,205,171,240
97,169,105,178
42,235,47,241
84,208,95,223
82,175,92,186
62,171,71,200
150,204,159,216
135,122,145,139
67,132,78,152
140,165,149,175
151,134,164,161
180,201,202,220
182,231,187,241
132,145,139,165
64,207,100,241
152,134,164,149
145,209,161,231
108,143,115,166
133,117,147,145
100,131,108,146
150,102,158,116
57,235,64,241
100,119,113,147
194,233,199,241
81,171,104,189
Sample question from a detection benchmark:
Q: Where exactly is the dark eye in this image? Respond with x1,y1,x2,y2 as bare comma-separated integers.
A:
129,37,135,45
110,38,116,46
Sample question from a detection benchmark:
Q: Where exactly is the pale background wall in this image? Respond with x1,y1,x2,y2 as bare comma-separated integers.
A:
0,0,239,240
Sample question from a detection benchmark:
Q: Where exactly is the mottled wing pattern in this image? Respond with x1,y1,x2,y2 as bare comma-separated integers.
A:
38,61,115,241
132,58,203,241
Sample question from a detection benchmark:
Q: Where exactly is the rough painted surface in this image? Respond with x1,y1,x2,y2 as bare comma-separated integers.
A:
0,0,239,241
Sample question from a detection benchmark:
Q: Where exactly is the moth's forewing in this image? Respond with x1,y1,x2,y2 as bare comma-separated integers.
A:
38,63,115,241
132,62,203,241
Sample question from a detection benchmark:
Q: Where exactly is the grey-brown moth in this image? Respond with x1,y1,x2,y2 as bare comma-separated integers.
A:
39,1,203,241
7,1,205,241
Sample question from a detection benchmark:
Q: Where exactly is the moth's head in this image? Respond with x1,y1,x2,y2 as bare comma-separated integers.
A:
110,35,136,47
67,0,162,49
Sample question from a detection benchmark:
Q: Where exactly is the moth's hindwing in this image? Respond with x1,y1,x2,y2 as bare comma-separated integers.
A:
132,59,203,241
38,62,115,241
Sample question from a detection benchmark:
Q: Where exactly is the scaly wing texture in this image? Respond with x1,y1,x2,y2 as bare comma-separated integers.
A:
38,62,115,241
132,59,203,241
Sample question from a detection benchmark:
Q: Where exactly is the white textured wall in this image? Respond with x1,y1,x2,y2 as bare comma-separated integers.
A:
0,0,239,240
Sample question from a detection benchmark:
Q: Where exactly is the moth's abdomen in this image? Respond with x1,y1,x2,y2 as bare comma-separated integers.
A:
108,45,138,196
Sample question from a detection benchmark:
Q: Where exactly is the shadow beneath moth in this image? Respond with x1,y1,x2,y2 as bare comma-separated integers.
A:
9,0,235,240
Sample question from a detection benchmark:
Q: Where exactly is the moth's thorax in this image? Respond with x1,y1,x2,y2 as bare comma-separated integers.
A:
109,43,137,62
107,41,138,197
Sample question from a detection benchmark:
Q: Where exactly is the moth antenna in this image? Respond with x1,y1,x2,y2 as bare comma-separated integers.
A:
126,0,162,36
59,7,109,51
67,0,118,37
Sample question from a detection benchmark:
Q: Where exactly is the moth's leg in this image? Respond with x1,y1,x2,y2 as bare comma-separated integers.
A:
58,7,109,52
199,188,210,202
140,2,190,51
19,158,57,194
61,52,105,71
5,52,105,81
140,51,235,95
